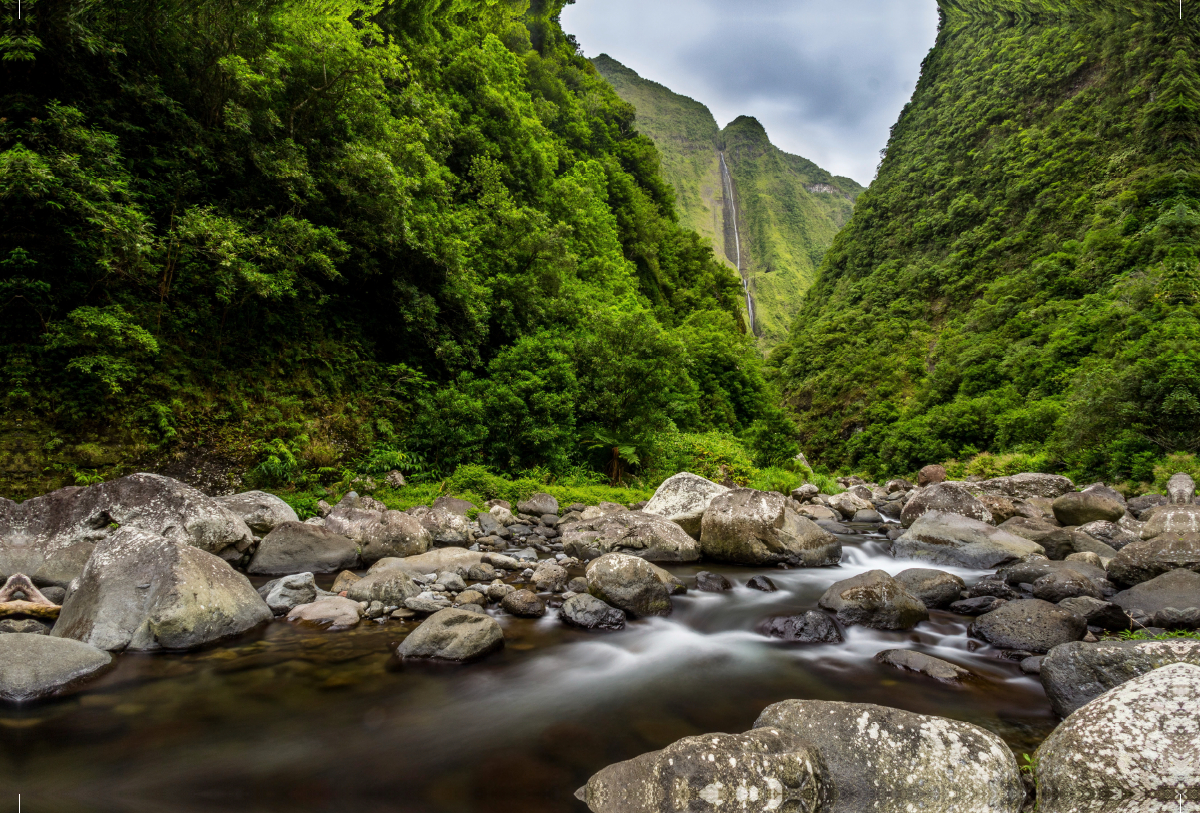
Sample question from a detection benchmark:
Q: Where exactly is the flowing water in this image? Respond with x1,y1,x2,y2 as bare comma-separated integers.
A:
0,532,1057,813
719,152,756,334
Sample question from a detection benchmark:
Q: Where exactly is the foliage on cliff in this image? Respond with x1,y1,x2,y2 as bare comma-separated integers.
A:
0,0,793,496
771,2,1200,484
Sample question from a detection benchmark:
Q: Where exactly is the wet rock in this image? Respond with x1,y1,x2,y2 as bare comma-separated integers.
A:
501,589,546,618
753,700,1024,813
215,491,298,535
286,596,362,630
346,570,421,606
901,482,993,528
818,570,928,630
560,594,625,630
1140,503,1200,539
918,464,947,487
851,508,882,523
432,496,475,516
258,572,318,615
1107,533,1200,585
1074,521,1139,555
746,575,777,592
969,599,1086,653
586,553,672,617
434,571,466,591
999,558,1106,588
331,570,361,594
1110,567,1200,618
52,528,271,651
324,493,431,564
559,511,700,563
641,472,729,539
1066,529,1120,560
482,552,521,571
963,577,1022,600
1039,638,1200,717
816,519,854,535
894,511,1044,568
760,611,843,643
0,633,112,702
894,568,965,609
694,571,732,592
1031,569,1102,603
1057,596,1130,631
874,649,971,682
950,596,1007,615
576,727,829,813
1036,662,1200,812
700,489,841,568
517,493,559,516
247,522,359,576
486,582,514,602
396,608,503,662
975,473,1075,500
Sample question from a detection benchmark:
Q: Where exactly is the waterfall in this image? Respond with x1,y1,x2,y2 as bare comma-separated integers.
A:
719,152,755,334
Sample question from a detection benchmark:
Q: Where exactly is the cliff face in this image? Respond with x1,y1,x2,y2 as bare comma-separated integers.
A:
591,55,864,348
771,1,1200,481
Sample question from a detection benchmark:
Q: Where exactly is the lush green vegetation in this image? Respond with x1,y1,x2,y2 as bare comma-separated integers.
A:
771,2,1200,489
0,0,808,498
591,56,864,348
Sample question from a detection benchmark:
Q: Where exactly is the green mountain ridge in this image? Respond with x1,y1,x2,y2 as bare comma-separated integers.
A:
591,55,864,348
771,0,1200,484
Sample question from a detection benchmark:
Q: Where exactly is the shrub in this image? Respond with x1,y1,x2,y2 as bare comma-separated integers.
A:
648,431,755,485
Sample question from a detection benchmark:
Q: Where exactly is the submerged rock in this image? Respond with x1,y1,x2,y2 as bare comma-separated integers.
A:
560,594,625,630
818,570,928,630
699,489,841,568
641,472,729,539
1039,639,1200,717
1036,662,1200,812
0,633,112,702
760,612,843,643
694,571,732,592
396,608,503,662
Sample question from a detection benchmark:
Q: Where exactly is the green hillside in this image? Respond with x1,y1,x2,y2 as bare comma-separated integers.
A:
771,0,1200,484
591,55,864,348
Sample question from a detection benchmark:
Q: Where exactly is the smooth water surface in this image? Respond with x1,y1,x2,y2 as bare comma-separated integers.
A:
0,533,1057,813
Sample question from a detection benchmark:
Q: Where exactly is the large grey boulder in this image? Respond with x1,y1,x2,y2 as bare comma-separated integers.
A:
247,522,359,575
1052,491,1125,526
346,569,421,605
827,490,872,520
1075,519,1140,551
0,473,255,586
900,482,993,528
215,491,298,535
1040,639,1200,717
975,473,1075,500
410,505,471,547
1168,472,1196,504
997,516,1072,559
1057,596,1130,631
760,612,843,643
1031,569,1102,603
969,599,1086,653
917,464,947,486
753,700,1024,813
575,727,829,813
699,489,841,567
560,511,700,563
998,558,1106,588
1107,533,1200,585
396,608,503,661
641,472,728,539
894,568,966,609
52,528,271,651
258,572,318,615
1110,568,1200,617
893,511,1044,568
517,492,559,515
1140,504,1200,539
323,493,431,563
0,633,112,702
366,547,482,578
818,570,928,630
560,594,625,630
585,553,672,617
1036,662,1200,812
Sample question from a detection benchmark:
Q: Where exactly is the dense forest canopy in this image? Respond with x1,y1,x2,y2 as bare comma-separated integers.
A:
771,0,1200,487
0,0,798,497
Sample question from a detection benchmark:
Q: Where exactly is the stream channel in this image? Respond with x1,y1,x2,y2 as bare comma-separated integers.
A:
0,529,1057,813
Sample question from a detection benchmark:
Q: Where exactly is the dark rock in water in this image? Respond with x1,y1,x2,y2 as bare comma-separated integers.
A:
900,482,993,528
969,599,1086,653
818,570,928,630
0,619,50,635
1111,568,1200,617
753,700,1024,813
694,571,732,592
0,633,113,702
851,509,882,523
500,589,545,618
917,464,947,487
248,522,360,575
1040,638,1200,718
878,501,902,520
575,727,830,813
746,575,777,592
760,611,843,643
1031,569,1102,603
559,594,625,630
886,527,905,542
1035,662,1200,812
1057,596,1130,631
874,649,971,682
894,568,964,609
1107,533,1200,586
950,596,1007,615
396,608,504,662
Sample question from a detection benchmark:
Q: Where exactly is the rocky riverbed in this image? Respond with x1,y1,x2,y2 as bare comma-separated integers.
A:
0,468,1197,811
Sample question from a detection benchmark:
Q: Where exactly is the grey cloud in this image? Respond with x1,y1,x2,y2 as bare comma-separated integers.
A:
560,0,940,184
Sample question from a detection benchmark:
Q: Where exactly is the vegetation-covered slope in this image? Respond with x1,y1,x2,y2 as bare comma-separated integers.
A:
0,0,793,497
771,0,1200,484
591,55,863,348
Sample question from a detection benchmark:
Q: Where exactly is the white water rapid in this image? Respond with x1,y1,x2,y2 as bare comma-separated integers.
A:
720,152,756,334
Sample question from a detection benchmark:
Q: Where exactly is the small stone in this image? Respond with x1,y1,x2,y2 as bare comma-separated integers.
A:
500,589,545,618
874,649,971,682
695,571,733,592
950,596,1008,615
1020,656,1043,675
746,575,777,592
759,612,843,643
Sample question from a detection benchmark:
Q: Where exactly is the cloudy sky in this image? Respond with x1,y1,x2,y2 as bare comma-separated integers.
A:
560,0,940,185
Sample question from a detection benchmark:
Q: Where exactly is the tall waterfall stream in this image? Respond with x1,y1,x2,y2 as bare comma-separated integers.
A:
720,152,756,335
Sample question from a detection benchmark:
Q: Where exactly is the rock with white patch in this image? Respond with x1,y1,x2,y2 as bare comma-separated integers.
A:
1036,662,1200,812
974,473,1075,500
641,472,729,539
215,491,298,535
900,482,994,528
323,493,431,563
699,489,841,568
560,511,700,563
1039,639,1200,717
